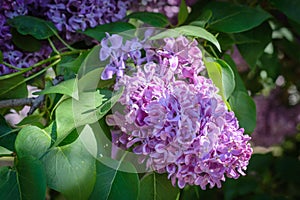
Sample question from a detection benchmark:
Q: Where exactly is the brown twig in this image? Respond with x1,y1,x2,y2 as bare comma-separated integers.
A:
0,98,35,109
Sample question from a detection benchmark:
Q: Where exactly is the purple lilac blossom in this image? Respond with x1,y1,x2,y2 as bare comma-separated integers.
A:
104,34,253,189
131,0,198,24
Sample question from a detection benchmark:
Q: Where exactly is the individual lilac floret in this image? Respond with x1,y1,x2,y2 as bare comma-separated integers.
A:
106,35,253,190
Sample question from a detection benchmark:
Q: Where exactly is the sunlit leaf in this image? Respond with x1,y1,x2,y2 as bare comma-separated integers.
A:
126,12,169,27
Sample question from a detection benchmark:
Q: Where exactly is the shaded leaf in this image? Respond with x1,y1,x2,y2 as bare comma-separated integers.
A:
16,114,45,128
189,10,212,28
237,22,272,68
229,91,256,133
0,167,20,200
0,115,17,151
15,126,51,159
16,156,47,200
8,15,57,40
126,12,169,27
11,28,42,52
204,1,271,33
138,173,179,200
0,51,2,64
270,0,300,23
177,0,189,26
41,137,96,200
81,22,135,41
0,74,28,100
89,158,139,200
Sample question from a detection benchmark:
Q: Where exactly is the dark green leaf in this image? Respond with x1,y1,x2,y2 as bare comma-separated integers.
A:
0,167,20,200
189,10,212,28
15,126,51,159
89,158,139,200
258,52,280,80
270,0,300,23
16,156,47,200
0,115,17,151
151,25,221,51
0,74,28,100
0,51,3,64
11,28,42,52
177,0,189,26
138,173,179,200
16,114,45,128
229,91,256,133
8,15,57,40
204,1,271,33
237,22,272,68
81,22,135,41
41,137,96,199
126,12,169,27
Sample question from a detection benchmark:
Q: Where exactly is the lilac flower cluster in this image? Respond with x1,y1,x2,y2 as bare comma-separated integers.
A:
103,34,253,189
0,0,132,75
0,0,52,75
131,0,198,24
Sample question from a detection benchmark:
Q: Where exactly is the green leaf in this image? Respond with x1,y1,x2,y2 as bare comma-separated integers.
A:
16,114,45,128
41,137,96,200
229,91,256,134
0,167,20,200
0,74,28,100
138,173,180,200
205,60,232,109
151,25,221,51
270,0,300,24
8,15,57,40
204,1,271,33
15,126,51,159
81,22,135,41
126,12,169,27
89,158,140,200
177,0,189,26
11,28,42,52
189,10,212,28
0,115,17,151
38,78,79,99
16,156,47,200
216,59,235,99
236,22,272,68
56,51,90,79
258,52,280,80
0,51,3,64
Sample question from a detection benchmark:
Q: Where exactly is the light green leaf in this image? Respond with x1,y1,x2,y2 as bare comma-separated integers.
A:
81,22,135,42
8,15,57,40
204,1,271,33
16,156,47,200
177,0,189,26
126,12,169,27
41,137,96,200
138,173,180,200
15,126,52,159
216,59,235,99
89,158,139,200
151,25,221,51
0,167,20,200
38,78,79,99
229,91,256,134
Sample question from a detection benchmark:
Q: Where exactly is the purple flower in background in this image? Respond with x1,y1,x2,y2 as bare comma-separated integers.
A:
105,34,253,189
